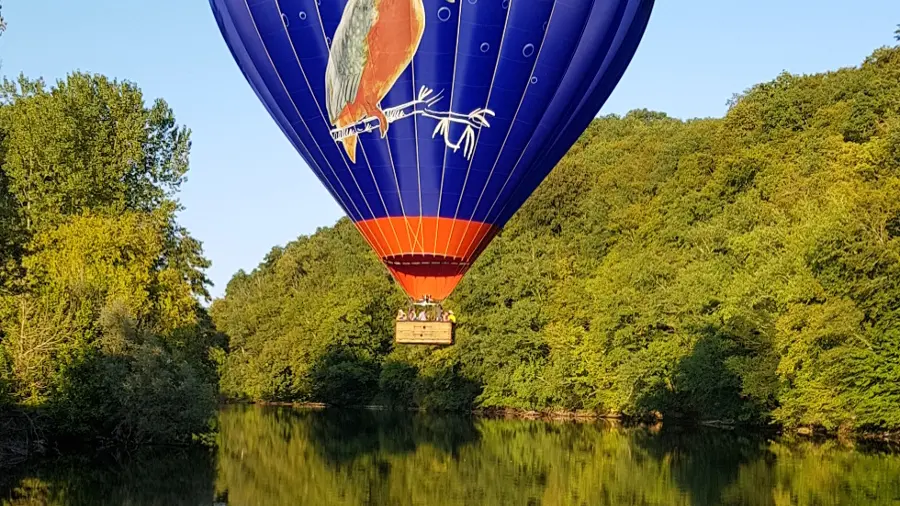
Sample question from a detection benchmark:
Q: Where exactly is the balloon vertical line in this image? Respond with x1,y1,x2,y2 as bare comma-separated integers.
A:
433,0,465,255
378,84,417,256
463,2,558,231
482,0,598,224
382,142,418,256
284,0,405,262
355,144,407,258
304,0,409,290
489,0,631,227
528,0,653,183
443,0,515,258
240,0,388,260
410,58,426,255
375,1,422,257
211,0,361,225
452,2,560,283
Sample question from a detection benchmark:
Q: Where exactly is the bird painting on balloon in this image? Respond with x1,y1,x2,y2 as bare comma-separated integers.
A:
211,0,655,304
325,0,495,163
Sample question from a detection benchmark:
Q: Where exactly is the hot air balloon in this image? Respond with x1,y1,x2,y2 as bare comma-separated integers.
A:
210,0,654,342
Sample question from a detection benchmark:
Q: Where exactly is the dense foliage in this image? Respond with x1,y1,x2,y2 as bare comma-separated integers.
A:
0,72,218,450
214,44,900,434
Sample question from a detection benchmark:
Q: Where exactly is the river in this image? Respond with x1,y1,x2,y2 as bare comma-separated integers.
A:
2,404,899,505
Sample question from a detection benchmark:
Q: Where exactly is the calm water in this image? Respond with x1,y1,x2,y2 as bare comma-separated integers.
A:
3,405,900,505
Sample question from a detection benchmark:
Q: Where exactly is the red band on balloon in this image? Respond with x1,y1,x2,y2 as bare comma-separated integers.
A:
355,216,499,300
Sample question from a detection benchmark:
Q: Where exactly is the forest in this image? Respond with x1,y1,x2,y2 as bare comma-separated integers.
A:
0,70,221,462
213,42,900,435
0,10,899,469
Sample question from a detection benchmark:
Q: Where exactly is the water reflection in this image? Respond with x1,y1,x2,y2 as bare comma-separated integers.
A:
3,405,900,505
0,448,215,505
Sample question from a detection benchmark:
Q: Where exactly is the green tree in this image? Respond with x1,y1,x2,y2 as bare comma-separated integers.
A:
0,71,216,448
0,73,191,231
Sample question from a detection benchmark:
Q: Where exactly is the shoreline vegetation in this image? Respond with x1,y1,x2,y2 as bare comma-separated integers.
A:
2,14,900,469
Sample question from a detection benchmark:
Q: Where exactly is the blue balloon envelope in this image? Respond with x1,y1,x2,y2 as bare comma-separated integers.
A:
210,0,654,300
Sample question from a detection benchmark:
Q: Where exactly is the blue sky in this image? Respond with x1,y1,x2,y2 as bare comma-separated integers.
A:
1,1,898,298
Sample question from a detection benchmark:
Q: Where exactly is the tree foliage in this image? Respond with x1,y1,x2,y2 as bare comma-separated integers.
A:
0,72,217,447
215,45,900,434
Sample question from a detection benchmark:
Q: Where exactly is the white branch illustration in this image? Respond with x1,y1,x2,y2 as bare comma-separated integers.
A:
329,86,495,161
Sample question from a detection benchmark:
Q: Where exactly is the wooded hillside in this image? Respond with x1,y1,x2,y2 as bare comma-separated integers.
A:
214,45,900,433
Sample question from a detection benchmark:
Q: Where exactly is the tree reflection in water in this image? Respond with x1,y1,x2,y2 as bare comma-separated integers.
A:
3,405,900,505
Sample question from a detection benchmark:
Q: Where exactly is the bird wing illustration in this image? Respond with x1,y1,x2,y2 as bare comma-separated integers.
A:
325,0,376,124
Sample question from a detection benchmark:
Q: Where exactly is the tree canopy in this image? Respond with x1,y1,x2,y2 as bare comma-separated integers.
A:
0,72,218,449
213,43,900,434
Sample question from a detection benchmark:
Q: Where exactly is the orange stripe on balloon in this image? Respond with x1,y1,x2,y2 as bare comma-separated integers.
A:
356,216,499,301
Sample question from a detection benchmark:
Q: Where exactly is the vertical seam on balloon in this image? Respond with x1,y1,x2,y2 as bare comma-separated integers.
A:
357,146,407,257
397,9,425,254
239,0,381,254
296,0,407,258
528,0,652,188
383,135,417,254
442,0,515,258
305,0,404,255
215,0,359,225
482,0,598,225
410,58,425,253
365,5,417,261
432,0,465,254
494,0,645,225
248,0,389,259
455,1,559,267
464,2,557,228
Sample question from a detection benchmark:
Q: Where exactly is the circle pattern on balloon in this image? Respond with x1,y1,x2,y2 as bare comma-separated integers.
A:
299,11,307,20
480,42,490,53
437,7,452,21
522,44,535,57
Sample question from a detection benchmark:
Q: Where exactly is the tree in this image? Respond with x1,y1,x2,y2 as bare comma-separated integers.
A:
0,72,209,300
0,70,217,447
0,73,191,231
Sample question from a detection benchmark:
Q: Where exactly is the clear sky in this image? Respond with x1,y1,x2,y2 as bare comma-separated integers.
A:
1,1,898,298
